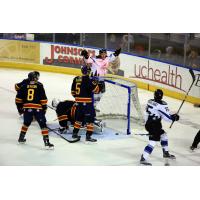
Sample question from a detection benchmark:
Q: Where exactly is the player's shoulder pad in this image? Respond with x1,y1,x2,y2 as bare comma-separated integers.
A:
37,81,43,86
73,76,79,80
148,99,155,103
37,82,45,90
160,100,167,105
148,99,160,107
21,78,29,84
20,83,28,90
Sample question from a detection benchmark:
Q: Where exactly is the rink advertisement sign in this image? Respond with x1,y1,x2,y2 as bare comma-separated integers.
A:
119,53,200,98
0,40,40,64
40,43,96,68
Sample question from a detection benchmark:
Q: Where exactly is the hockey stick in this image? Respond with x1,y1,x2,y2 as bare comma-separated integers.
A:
48,105,56,110
169,69,196,128
134,133,149,136
47,126,80,143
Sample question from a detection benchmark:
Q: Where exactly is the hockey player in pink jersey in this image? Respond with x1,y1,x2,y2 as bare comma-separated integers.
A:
81,48,121,76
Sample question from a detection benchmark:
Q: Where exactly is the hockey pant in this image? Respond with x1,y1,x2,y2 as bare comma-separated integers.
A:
20,109,48,137
73,103,95,137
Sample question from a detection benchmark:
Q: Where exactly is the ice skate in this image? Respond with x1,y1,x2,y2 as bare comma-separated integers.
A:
86,136,97,142
45,142,54,150
59,127,69,134
190,146,197,152
43,136,54,150
18,138,26,144
59,127,65,134
72,133,81,140
163,151,176,159
18,133,26,144
140,156,152,166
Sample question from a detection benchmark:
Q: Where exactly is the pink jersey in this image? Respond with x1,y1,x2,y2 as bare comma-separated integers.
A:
84,54,116,76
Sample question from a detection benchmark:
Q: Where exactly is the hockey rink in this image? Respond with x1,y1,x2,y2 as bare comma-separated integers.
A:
0,68,200,166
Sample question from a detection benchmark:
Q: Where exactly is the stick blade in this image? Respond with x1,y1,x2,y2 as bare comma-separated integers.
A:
189,69,195,81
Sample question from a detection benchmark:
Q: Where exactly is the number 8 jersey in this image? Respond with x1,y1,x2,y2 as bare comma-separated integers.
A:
15,82,48,110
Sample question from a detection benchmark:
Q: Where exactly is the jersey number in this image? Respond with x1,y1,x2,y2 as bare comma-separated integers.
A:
75,83,81,95
27,89,34,101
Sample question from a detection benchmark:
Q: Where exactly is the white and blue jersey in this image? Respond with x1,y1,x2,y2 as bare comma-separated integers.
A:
145,99,173,123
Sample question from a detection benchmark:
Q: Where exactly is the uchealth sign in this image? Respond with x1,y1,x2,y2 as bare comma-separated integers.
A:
40,43,96,68
119,53,200,99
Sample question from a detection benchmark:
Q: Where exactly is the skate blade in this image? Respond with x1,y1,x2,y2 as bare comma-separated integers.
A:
163,156,176,160
140,162,152,166
140,163,152,166
189,149,196,153
18,141,26,144
84,140,97,144
168,157,176,160
45,146,54,150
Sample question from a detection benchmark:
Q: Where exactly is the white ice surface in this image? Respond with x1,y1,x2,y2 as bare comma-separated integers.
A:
0,68,199,166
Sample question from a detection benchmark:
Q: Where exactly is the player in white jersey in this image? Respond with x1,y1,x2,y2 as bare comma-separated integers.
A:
140,89,180,166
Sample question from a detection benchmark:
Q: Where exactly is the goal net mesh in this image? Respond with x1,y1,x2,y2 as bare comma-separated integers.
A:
96,77,145,134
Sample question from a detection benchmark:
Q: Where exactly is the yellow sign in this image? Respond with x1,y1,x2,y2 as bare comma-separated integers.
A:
0,40,40,64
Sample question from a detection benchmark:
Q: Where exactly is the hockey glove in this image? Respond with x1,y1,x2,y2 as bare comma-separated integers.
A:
42,105,47,115
18,108,24,115
171,114,180,122
114,48,121,57
81,49,89,59
98,81,106,93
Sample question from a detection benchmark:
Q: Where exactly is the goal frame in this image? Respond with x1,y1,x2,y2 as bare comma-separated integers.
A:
103,78,138,135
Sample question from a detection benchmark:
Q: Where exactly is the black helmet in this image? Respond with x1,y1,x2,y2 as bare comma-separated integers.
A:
99,48,107,54
81,65,91,75
33,71,40,76
28,72,37,81
154,89,163,101
33,71,40,80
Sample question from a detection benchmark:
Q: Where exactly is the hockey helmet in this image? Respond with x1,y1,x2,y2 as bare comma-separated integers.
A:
81,65,91,75
28,72,37,81
99,48,107,54
33,71,40,80
154,89,163,101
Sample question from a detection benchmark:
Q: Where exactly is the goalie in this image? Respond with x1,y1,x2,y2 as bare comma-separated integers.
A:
52,100,77,134
52,87,105,135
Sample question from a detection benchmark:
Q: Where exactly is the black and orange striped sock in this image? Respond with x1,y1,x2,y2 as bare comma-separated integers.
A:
41,128,48,136
20,125,28,134
86,123,94,132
